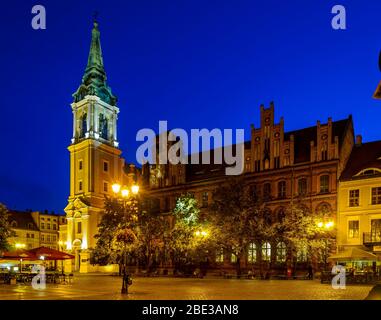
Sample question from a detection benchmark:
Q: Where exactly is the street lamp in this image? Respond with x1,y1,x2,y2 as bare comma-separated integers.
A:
111,182,140,294
15,243,26,249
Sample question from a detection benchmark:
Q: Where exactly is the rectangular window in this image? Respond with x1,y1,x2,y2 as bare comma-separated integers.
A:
77,222,82,234
371,219,381,242
348,220,359,239
41,223,44,229
79,160,83,170
263,183,271,201
41,235,44,241
103,161,109,172
349,189,360,207
53,224,57,231
79,180,83,192
47,235,50,242
27,233,30,238
31,234,34,239
298,178,307,196
202,192,209,208
320,175,329,193
103,181,109,193
371,187,381,205
47,223,50,230
215,248,224,263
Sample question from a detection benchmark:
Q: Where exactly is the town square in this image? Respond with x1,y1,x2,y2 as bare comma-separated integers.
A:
1,1,381,304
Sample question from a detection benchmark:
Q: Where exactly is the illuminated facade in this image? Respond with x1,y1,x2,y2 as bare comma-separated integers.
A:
338,138,381,260
64,21,134,273
143,104,355,272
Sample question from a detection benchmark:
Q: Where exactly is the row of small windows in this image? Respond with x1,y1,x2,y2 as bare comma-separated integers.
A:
252,175,329,200
78,160,109,172
216,242,310,264
348,187,381,207
348,219,381,241
41,234,57,242
40,223,57,230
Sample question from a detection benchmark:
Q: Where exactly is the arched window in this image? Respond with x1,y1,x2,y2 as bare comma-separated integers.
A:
319,175,329,193
248,243,257,263
276,242,287,262
263,183,271,201
276,208,286,223
298,178,307,196
278,181,286,199
296,245,308,262
215,248,224,263
262,242,271,262
81,113,87,138
99,114,108,140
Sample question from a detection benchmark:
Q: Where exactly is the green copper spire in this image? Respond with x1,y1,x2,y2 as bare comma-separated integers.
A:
73,20,117,105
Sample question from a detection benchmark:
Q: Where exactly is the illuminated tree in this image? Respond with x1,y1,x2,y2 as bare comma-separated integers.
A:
0,203,14,252
209,178,277,277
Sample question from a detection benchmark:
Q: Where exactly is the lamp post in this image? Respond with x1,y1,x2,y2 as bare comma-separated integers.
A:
317,220,335,271
111,183,139,294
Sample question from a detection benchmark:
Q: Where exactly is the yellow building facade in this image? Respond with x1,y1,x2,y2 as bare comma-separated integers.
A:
338,139,381,263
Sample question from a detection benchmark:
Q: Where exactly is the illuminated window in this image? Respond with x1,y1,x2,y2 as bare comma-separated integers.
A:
215,248,224,263
248,243,257,263
261,242,271,261
320,175,329,193
349,190,360,207
371,187,381,205
276,242,287,262
348,220,359,239
231,254,237,263
297,245,308,262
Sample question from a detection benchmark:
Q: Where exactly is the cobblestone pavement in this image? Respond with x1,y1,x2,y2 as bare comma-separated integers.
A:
0,274,373,300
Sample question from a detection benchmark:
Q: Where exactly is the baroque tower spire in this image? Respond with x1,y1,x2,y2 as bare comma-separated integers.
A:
73,20,117,106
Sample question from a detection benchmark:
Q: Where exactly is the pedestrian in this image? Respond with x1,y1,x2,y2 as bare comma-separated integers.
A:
308,265,313,280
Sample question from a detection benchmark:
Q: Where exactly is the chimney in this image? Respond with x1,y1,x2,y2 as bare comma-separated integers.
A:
356,135,362,146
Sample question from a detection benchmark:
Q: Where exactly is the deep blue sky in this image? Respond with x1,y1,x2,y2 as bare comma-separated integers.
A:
1,0,381,213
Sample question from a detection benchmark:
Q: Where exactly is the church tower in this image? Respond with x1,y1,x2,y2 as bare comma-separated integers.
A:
64,20,127,273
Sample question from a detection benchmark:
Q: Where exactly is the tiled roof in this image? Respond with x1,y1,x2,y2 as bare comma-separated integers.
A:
340,141,381,181
8,211,39,231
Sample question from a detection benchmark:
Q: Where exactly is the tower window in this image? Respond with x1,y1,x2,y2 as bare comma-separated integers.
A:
79,160,83,170
81,113,87,138
77,222,82,234
103,161,109,172
79,180,83,192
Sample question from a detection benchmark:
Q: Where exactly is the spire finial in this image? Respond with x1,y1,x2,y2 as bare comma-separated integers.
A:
93,10,99,26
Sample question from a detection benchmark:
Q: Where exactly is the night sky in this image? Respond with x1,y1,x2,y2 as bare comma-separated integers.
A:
1,0,381,213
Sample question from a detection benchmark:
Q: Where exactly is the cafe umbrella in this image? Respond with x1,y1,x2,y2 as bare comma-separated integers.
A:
328,247,378,262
